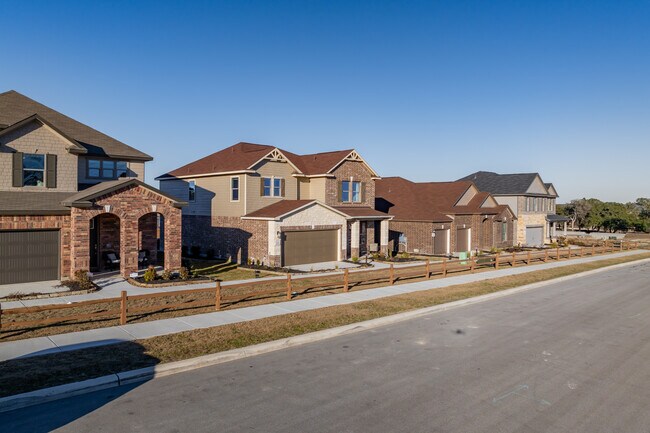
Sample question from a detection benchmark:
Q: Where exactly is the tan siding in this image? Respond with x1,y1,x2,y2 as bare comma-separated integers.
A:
527,176,548,194
308,177,327,202
456,185,478,206
0,122,78,192
494,195,519,216
246,160,298,213
297,178,310,199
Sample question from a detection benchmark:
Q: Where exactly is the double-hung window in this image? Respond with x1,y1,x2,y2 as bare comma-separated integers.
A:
88,159,128,179
501,222,507,242
23,154,45,186
262,177,283,197
231,176,240,201
188,180,196,202
341,180,362,203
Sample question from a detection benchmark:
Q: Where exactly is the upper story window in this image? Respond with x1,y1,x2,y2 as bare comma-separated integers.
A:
262,177,284,197
231,176,240,201
188,180,196,202
88,159,128,179
22,154,45,187
341,180,363,203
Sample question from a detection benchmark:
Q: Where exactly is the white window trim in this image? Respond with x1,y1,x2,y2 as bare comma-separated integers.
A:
342,180,362,204
262,176,284,198
230,176,241,202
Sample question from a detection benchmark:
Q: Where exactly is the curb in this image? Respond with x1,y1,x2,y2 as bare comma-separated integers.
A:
1,256,648,413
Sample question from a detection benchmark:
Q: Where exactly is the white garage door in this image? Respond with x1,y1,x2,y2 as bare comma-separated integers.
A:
525,226,544,247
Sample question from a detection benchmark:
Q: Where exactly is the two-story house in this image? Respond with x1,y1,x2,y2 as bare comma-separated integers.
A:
458,171,567,246
156,142,391,267
0,90,185,285
375,177,516,256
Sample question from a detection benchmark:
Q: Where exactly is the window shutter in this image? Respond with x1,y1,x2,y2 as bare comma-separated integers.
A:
281,178,285,197
260,177,264,196
12,152,23,187
361,182,366,203
46,154,57,188
338,181,342,202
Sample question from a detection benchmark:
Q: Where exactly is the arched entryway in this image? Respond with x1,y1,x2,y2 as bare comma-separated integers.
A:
138,212,165,268
89,213,121,273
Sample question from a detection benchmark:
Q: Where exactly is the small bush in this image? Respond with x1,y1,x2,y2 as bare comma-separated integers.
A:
351,256,359,263
161,269,172,281
179,266,190,280
73,270,94,291
256,259,261,266
400,252,410,259
143,266,157,282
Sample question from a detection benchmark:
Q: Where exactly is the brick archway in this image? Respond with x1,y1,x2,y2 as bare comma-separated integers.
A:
69,183,183,278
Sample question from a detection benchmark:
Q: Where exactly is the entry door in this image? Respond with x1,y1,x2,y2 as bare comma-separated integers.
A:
433,229,449,255
456,228,471,253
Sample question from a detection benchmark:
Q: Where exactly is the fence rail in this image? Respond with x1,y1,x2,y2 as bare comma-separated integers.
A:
0,241,639,332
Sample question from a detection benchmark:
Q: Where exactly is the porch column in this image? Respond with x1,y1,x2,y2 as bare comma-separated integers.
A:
380,219,389,255
350,220,360,259
164,209,183,270
120,216,139,277
70,209,91,278
563,221,568,236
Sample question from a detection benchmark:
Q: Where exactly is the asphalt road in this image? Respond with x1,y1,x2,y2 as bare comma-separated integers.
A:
4,261,650,433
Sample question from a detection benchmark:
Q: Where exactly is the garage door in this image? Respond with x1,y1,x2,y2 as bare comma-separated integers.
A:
526,226,544,247
0,230,60,285
282,229,338,266
456,228,470,253
433,229,449,255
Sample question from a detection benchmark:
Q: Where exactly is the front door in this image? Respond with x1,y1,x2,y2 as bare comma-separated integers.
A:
359,221,368,256
90,219,100,272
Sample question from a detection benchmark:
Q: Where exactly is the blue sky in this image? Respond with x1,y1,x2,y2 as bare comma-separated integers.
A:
2,0,649,202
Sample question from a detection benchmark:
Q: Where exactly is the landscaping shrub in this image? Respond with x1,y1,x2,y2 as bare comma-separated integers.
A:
73,270,94,291
161,269,172,281
351,256,359,263
400,252,410,259
143,266,157,282
179,267,190,280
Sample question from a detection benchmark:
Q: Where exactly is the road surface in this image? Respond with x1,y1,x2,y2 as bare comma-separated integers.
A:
3,260,650,432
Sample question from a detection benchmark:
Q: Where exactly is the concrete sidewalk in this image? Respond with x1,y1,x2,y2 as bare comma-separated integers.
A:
0,250,644,362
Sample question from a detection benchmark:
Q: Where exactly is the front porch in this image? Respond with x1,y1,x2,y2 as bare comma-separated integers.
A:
64,179,186,278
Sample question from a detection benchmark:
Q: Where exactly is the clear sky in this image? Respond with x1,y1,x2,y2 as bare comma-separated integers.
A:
2,0,648,203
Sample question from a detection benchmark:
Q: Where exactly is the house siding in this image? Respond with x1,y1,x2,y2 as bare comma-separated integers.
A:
246,159,299,214
0,122,77,192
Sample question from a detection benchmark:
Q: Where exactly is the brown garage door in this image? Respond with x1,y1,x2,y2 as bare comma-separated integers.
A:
282,229,338,266
433,229,449,255
0,230,60,285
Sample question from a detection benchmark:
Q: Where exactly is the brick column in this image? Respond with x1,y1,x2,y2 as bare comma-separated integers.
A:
350,220,360,258
380,219,389,255
70,209,91,277
164,209,182,270
120,216,139,277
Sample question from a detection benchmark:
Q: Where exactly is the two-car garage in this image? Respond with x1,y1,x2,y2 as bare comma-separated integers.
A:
0,230,60,285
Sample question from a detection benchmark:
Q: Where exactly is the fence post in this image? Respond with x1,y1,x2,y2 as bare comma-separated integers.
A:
512,252,516,267
620,242,623,252
442,259,447,277
0,304,2,331
592,245,596,256
215,281,221,311
344,269,349,292
389,264,395,285
526,251,531,265
470,256,475,273
495,252,500,270
120,290,127,325
286,273,292,300
556,247,560,261
544,249,549,262
580,246,584,257
425,259,430,279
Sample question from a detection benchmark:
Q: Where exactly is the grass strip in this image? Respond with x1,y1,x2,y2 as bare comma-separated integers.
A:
1,252,648,398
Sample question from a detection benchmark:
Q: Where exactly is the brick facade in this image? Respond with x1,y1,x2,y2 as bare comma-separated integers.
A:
70,184,182,278
325,160,376,207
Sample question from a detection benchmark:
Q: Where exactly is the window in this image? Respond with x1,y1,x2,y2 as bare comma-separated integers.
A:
231,176,240,201
23,154,45,186
341,180,362,203
262,177,284,197
502,222,507,242
188,180,196,202
88,159,128,179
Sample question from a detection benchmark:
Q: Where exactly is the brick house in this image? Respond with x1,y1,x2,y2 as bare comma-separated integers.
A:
375,177,516,256
0,90,185,285
458,171,568,246
156,142,391,267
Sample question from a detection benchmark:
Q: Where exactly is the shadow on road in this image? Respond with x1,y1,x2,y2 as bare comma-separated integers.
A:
0,340,159,433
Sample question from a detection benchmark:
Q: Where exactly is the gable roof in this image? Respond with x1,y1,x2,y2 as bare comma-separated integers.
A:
0,114,87,154
157,142,378,179
0,90,152,161
375,177,513,222
61,178,186,208
242,199,352,220
458,171,550,196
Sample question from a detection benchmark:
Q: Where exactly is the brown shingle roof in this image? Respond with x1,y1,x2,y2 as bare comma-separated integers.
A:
62,178,187,207
157,142,360,179
333,206,391,219
0,192,74,215
375,177,508,222
0,90,152,161
243,200,318,219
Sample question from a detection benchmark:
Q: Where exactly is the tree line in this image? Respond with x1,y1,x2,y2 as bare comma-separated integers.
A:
557,198,650,233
